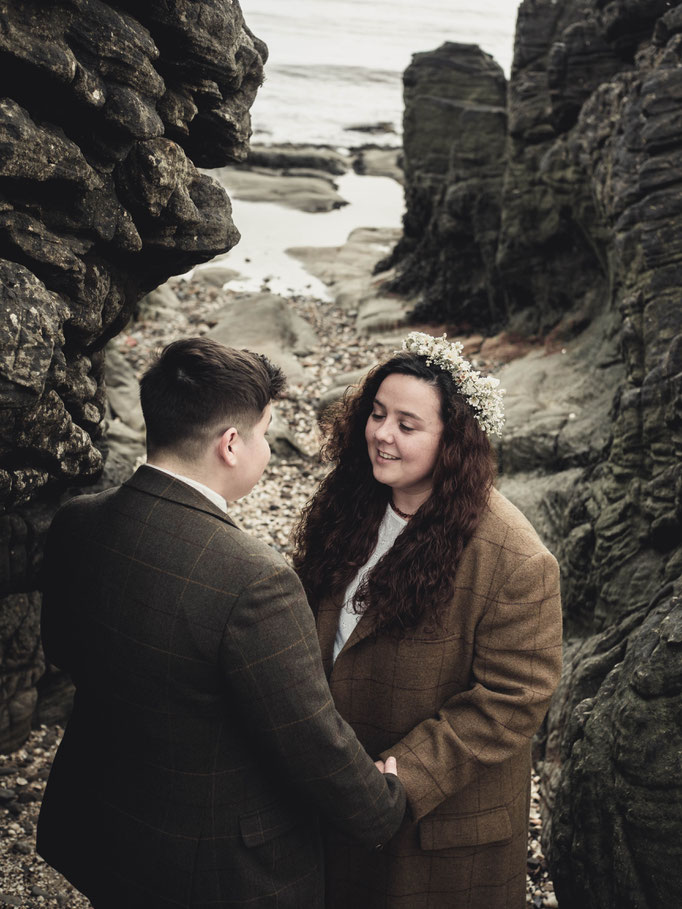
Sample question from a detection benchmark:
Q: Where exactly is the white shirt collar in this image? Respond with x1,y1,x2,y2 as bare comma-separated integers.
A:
146,464,228,514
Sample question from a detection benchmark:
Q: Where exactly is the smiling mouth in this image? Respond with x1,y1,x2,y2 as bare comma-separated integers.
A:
377,450,400,461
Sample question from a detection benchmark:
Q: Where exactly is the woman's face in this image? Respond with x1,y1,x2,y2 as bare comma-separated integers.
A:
365,373,444,500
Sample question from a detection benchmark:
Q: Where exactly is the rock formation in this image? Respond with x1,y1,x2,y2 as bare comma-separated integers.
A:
384,2,682,906
0,0,266,752
380,43,508,330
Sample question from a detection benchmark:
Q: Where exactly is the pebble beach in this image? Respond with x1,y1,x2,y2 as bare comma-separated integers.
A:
0,240,557,905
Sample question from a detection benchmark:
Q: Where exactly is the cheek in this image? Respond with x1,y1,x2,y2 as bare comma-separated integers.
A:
408,438,439,475
424,440,441,474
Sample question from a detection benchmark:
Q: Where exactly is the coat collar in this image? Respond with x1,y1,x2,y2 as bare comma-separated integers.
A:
125,464,240,530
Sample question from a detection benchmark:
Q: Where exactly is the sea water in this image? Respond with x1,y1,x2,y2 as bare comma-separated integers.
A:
244,0,520,148
208,0,520,295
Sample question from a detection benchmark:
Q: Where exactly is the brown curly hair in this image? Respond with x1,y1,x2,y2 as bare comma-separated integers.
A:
292,352,497,634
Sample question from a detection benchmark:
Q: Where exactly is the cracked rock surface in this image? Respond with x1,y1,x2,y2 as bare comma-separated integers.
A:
0,0,265,753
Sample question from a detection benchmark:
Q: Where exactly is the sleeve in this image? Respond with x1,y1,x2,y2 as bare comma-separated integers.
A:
380,549,563,823
219,558,406,848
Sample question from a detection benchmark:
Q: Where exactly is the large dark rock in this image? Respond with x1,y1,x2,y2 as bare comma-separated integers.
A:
381,43,508,329
0,0,265,753
546,587,682,909
382,2,682,904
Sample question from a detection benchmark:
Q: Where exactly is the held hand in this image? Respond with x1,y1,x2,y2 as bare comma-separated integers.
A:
374,756,397,775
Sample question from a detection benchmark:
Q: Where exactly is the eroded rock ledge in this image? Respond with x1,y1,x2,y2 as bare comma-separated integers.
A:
0,0,266,752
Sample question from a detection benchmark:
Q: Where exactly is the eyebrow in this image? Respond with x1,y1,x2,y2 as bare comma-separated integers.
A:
373,398,424,422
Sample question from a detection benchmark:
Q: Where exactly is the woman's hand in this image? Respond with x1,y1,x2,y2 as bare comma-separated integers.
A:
375,756,397,775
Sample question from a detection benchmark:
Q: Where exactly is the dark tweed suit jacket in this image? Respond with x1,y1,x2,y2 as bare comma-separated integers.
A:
37,466,405,909
315,488,563,909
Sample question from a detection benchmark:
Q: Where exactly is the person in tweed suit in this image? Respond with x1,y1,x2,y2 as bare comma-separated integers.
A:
294,334,563,909
37,338,405,909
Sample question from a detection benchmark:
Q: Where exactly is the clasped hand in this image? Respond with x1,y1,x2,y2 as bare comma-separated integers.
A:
374,756,397,775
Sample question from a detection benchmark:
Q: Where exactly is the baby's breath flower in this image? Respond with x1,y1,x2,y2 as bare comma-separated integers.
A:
399,332,505,436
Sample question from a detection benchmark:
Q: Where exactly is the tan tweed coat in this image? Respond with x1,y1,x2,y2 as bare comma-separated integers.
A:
315,487,563,909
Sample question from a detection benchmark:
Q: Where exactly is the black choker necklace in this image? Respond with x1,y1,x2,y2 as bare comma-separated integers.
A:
390,500,415,520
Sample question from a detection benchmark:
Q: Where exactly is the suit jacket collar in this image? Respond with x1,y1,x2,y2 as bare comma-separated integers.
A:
125,464,240,530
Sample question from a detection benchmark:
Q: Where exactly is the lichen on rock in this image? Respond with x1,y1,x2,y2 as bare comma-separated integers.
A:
0,0,266,753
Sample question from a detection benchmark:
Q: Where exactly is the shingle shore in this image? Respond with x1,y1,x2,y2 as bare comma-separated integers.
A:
0,281,556,908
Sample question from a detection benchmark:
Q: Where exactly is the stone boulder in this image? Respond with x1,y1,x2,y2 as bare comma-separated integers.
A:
207,291,317,385
245,144,349,175
380,43,508,329
191,264,243,289
209,143,351,213
104,344,145,433
351,147,404,184
288,227,412,331
210,166,348,212
0,0,266,752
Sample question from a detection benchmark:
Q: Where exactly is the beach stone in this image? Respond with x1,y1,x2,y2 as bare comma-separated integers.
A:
208,292,317,385
210,166,348,213
266,407,309,460
98,417,146,489
0,0,266,751
0,893,22,907
289,227,406,316
351,147,404,184
191,265,242,288
356,297,411,335
246,144,349,175
136,282,181,320
104,344,145,432
345,122,397,136
317,367,374,414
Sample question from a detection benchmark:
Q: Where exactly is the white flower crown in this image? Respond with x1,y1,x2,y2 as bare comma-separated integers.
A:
400,332,505,436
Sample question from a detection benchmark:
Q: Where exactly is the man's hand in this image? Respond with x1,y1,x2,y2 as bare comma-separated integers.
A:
374,756,397,775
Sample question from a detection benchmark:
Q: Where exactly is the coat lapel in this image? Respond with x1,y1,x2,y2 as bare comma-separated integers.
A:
316,596,341,679
125,465,240,529
317,593,376,679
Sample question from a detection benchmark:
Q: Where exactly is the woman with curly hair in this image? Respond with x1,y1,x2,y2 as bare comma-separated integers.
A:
293,332,563,909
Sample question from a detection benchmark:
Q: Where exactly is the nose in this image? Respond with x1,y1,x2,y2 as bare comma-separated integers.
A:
374,419,394,444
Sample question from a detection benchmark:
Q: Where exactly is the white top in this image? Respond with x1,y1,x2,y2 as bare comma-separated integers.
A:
332,505,407,663
146,464,228,514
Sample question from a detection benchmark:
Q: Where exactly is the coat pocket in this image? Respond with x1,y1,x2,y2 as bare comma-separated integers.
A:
418,805,512,850
239,801,300,848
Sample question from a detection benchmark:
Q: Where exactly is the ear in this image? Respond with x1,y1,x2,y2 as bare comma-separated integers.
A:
217,427,239,467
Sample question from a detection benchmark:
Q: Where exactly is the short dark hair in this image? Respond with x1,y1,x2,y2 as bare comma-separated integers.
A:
139,337,285,459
